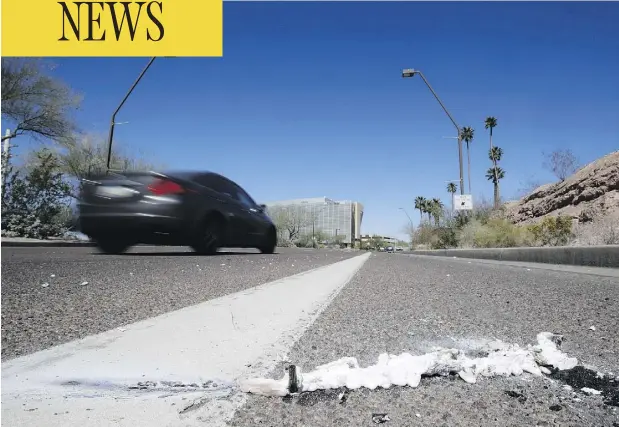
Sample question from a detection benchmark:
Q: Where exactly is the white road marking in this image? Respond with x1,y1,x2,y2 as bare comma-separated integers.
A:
1,253,370,427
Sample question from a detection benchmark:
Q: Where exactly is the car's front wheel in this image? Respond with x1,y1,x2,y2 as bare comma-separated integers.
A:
258,228,277,254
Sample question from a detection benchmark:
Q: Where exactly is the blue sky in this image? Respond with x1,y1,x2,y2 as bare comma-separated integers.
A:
5,1,619,240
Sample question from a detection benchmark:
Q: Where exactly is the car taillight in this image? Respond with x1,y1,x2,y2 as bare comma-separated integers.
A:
147,179,185,196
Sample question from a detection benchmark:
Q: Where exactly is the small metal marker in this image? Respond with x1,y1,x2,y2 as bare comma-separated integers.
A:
287,365,299,393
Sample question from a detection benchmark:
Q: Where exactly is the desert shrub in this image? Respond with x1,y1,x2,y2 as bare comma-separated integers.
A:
276,238,296,248
528,215,573,246
411,223,437,248
434,227,458,249
458,218,533,248
457,219,485,248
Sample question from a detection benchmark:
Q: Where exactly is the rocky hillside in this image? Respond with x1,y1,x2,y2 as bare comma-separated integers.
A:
505,150,619,225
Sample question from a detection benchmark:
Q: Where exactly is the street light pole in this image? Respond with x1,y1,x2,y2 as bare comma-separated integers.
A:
106,57,157,173
402,68,464,195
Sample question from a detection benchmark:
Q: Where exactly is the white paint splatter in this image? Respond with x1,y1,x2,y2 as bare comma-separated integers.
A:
240,332,578,397
581,387,602,395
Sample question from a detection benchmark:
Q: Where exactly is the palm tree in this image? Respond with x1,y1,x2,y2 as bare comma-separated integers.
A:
422,199,432,223
431,198,443,226
414,196,426,223
489,146,503,209
486,166,505,209
484,117,497,150
461,126,475,194
446,183,457,211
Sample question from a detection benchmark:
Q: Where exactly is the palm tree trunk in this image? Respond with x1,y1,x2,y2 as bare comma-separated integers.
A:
489,128,493,150
467,142,472,194
418,209,422,222
451,193,454,212
494,182,499,209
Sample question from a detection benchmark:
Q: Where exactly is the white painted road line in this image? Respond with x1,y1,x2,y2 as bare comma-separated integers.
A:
1,252,371,427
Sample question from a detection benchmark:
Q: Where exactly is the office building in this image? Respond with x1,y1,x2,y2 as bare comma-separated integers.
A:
264,197,364,246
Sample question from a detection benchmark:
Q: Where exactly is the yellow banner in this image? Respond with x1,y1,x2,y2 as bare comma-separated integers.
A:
2,0,223,57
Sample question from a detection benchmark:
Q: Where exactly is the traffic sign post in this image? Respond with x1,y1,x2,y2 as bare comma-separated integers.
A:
454,194,473,211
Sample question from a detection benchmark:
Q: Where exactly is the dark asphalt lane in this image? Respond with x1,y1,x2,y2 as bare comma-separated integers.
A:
231,253,619,427
1,246,359,360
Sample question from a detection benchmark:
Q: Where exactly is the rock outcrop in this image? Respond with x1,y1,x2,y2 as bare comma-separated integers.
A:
506,151,619,224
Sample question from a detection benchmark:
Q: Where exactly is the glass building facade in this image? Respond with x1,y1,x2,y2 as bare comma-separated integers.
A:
264,197,364,245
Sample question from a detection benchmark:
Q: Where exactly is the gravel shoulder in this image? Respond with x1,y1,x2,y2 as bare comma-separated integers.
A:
1,246,359,360
231,253,619,427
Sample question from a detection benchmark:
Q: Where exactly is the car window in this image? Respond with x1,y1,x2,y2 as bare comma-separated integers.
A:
196,175,233,197
234,188,256,208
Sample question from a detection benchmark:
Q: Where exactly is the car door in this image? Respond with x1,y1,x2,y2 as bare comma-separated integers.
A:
229,183,265,245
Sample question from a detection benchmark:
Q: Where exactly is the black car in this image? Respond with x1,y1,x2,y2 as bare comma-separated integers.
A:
78,170,277,255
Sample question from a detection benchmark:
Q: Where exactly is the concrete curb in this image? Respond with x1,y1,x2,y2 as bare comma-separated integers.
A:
1,240,96,248
400,245,619,268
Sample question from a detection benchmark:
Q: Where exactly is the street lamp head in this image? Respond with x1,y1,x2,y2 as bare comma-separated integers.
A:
402,68,418,78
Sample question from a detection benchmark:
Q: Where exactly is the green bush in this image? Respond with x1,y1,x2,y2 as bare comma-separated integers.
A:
528,216,573,246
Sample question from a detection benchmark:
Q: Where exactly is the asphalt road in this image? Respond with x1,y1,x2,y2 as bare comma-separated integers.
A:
2,248,618,426
1,246,359,360
230,253,619,427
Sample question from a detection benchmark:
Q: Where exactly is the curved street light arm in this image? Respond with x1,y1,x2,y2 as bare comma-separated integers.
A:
106,57,157,172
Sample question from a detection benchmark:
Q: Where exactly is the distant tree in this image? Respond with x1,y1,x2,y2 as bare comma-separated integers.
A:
488,146,504,209
1,58,81,142
543,149,580,181
49,133,161,197
486,166,506,209
446,183,457,211
414,196,426,222
484,116,498,150
269,205,310,242
368,234,386,250
461,126,475,194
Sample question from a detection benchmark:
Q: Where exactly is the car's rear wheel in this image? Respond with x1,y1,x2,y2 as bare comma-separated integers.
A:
192,216,223,255
95,237,132,255
258,227,277,254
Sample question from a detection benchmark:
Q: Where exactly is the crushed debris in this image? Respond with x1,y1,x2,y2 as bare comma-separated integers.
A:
241,332,577,397
372,413,390,424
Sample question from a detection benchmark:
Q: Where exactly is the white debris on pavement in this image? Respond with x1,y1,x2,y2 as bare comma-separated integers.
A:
532,332,578,370
50,274,56,278
41,283,49,288
589,325,596,331
240,332,578,397
581,387,602,395
80,281,89,286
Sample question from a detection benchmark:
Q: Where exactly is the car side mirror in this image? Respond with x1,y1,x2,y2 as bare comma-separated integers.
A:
259,204,267,212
